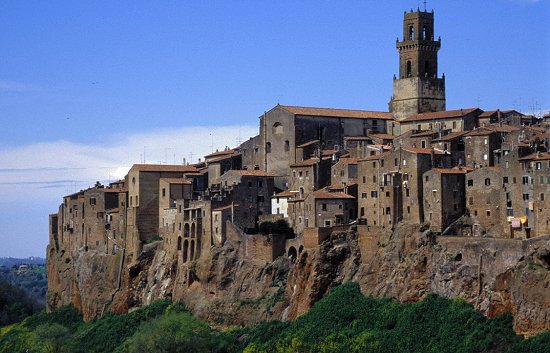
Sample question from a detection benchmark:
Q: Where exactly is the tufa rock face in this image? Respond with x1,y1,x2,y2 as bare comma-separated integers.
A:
47,224,550,335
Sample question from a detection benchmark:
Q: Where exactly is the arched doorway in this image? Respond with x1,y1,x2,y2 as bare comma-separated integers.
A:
288,246,297,263
183,240,189,262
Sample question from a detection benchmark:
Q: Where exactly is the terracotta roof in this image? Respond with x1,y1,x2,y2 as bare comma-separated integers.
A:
207,153,240,163
402,147,448,155
486,123,520,133
131,164,198,173
525,125,546,133
400,108,480,122
344,136,372,141
310,189,355,200
106,208,120,213
363,151,391,161
290,158,320,167
297,140,319,148
431,168,469,175
370,133,395,140
410,130,440,138
229,170,273,177
278,105,394,120
466,128,496,137
478,110,500,118
205,148,238,158
431,131,468,142
337,157,362,165
518,152,550,161
160,178,192,184
322,149,337,156
99,188,126,193
273,190,300,198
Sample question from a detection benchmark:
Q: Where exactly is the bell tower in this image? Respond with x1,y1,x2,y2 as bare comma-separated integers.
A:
389,9,446,121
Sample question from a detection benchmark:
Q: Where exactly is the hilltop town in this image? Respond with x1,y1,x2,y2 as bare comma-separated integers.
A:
46,9,550,335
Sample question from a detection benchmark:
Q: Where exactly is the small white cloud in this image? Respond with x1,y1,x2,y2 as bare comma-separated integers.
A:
0,124,258,202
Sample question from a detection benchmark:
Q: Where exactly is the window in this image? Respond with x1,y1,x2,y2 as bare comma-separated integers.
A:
503,177,509,184
523,193,530,201
363,176,366,183
325,220,332,227
421,140,426,148
406,187,410,197
541,176,545,184
322,203,327,211
394,158,398,167
425,175,429,182
386,191,390,197
89,198,96,206
362,193,367,199
522,176,529,185
467,179,473,186
272,122,283,134
403,159,407,166
259,181,263,188
162,188,166,197
407,206,410,214
541,193,545,201
484,178,491,186
406,60,412,77
469,197,474,205
371,191,378,198
484,138,488,145
486,210,491,217
248,181,253,187
536,162,542,170
453,121,457,129
507,209,514,216
284,140,290,152
373,175,377,183
266,142,271,153
361,208,365,217
408,25,414,40
299,171,303,178
483,154,488,161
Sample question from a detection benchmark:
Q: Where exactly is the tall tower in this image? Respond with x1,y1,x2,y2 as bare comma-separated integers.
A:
389,9,446,121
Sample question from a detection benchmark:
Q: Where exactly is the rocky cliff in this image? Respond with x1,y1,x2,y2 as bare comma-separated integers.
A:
47,224,550,336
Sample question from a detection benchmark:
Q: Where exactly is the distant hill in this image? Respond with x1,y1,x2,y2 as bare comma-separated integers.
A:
0,257,46,268
0,264,47,306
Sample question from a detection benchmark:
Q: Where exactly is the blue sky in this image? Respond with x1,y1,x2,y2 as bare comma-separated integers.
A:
0,0,548,257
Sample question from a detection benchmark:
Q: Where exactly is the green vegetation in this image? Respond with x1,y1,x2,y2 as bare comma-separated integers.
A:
0,278,42,326
0,264,47,306
1,282,550,352
258,219,293,237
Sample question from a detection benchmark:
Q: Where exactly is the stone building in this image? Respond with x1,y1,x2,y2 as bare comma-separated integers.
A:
465,167,504,236
357,147,451,228
271,190,299,219
464,129,501,168
389,9,446,121
288,158,332,197
331,157,360,186
423,168,467,232
246,104,393,189
158,178,193,231
126,164,198,254
397,108,481,136
304,189,356,228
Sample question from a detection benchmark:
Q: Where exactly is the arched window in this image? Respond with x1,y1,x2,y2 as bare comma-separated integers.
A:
190,240,195,260
423,26,429,40
184,223,190,237
177,236,182,251
409,25,415,40
284,140,290,152
183,240,188,262
266,142,272,153
424,61,430,77
406,60,412,77
191,223,196,238
288,246,297,263
272,122,283,135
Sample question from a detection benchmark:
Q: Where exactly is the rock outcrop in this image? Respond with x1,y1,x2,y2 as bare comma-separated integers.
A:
47,224,550,336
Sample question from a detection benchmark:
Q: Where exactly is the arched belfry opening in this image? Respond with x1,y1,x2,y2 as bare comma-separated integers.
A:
422,25,429,40
406,61,412,77
409,25,415,40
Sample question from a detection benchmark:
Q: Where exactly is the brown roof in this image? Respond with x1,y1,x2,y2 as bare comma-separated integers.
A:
431,131,468,142
518,152,550,161
363,151,391,161
400,108,480,122
310,189,355,200
402,147,448,155
290,158,320,167
106,208,120,213
288,197,305,202
272,190,300,198
207,153,240,163
486,123,520,133
370,133,395,140
131,164,198,173
344,136,372,141
337,157,362,165
99,188,126,193
410,130,440,138
213,203,240,212
229,170,274,177
431,168,469,175
322,149,337,156
478,110,499,118
160,178,192,184
278,105,394,120
466,128,496,137
297,140,319,148
204,148,238,158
